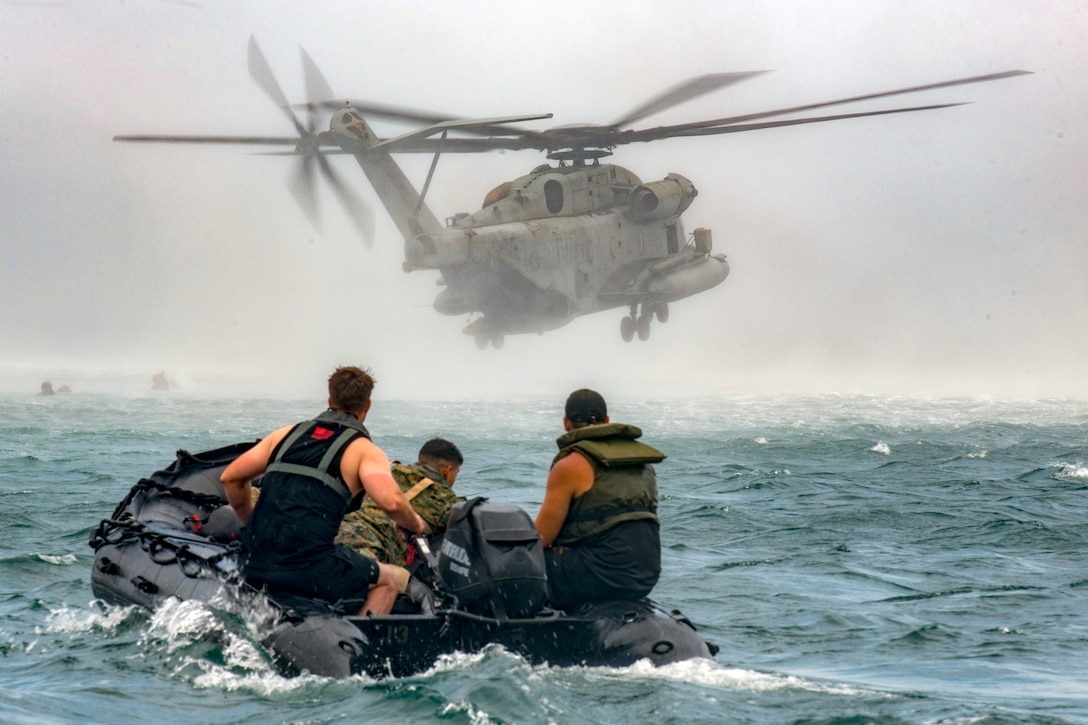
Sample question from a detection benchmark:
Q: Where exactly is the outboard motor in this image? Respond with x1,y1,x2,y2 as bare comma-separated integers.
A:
438,498,547,619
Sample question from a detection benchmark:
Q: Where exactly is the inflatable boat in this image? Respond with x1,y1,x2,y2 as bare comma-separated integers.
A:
88,442,717,678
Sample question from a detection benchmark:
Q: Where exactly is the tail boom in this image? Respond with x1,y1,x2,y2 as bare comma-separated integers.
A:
329,108,444,242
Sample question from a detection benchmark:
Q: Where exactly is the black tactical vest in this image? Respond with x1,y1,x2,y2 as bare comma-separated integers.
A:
242,410,370,575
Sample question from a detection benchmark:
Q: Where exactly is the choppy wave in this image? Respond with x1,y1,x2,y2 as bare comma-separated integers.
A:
32,553,77,566
607,657,877,697
1,393,1086,724
46,602,138,634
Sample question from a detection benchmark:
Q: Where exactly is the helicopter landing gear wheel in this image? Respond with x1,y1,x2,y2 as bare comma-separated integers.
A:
475,335,488,350
620,315,636,342
637,313,652,341
655,301,669,323
491,334,504,350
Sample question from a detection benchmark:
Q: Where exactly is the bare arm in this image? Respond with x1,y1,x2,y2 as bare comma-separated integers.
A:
350,439,426,534
534,451,595,548
220,426,290,526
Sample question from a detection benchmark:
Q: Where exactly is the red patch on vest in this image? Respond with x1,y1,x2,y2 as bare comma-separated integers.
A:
311,426,334,441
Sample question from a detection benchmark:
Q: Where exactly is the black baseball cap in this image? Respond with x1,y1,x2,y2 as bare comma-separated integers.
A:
565,388,607,424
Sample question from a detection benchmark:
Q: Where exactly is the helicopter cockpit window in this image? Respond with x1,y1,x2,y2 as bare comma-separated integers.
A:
544,179,564,214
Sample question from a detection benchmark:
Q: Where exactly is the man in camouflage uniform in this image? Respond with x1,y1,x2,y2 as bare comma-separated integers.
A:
336,438,464,591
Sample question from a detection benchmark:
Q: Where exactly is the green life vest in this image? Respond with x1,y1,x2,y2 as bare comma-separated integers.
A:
551,422,665,546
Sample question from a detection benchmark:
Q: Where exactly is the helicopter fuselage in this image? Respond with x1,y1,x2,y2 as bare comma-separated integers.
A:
331,104,728,343
398,161,729,341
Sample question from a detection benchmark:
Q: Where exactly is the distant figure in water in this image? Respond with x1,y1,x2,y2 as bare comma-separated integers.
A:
57,384,71,393
151,372,174,391
40,381,55,395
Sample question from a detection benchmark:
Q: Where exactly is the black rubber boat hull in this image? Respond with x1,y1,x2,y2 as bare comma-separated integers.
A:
264,601,713,678
89,443,716,678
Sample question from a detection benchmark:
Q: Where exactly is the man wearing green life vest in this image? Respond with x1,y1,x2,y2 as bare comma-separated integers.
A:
335,438,465,593
534,389,664,611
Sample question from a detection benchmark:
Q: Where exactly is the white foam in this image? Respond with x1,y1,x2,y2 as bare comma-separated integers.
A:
439,701,496,725
46,602,137,634
754,436,768,444
32,553,77,565
1055,462,1088,480
424,648,492,674
191,661,321,695
404,645,875,699
966,450,988,459
870,442,891,455
596,657,875,696
141,597,312,694
207,586,283,633
144,597,220,652
216,628,270,672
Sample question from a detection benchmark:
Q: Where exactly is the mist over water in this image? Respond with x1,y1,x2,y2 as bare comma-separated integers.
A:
1,1,1085,402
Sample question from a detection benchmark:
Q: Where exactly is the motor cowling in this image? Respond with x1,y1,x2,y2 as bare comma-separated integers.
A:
624,173,698,223
404,231,469,270
438,498,548,619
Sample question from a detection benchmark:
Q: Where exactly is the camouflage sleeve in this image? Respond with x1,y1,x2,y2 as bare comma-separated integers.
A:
331,461,417,565
390,462,415,490
335,509,388,563
414,482,460,533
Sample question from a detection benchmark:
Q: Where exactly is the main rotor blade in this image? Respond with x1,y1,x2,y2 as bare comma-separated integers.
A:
300,47,336,104
645,69,1031,138
300,46,335,134
289,153,320,230
306,101,551,142
371,113,553,151
611,71,768,129
302,99,461,126
256,136,543,154
248,35,308,137
626,102,968,143
114,134,298,145
316,155,375,246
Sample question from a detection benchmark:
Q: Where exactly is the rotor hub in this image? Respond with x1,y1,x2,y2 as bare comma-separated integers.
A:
547,148,613,163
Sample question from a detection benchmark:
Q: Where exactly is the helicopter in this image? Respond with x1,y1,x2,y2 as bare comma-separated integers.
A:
115,38,1029,349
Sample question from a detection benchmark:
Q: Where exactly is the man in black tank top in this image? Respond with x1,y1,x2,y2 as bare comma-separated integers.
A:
221,366,425,616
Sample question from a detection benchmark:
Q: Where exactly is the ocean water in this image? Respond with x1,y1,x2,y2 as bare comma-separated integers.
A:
1,391,1086,724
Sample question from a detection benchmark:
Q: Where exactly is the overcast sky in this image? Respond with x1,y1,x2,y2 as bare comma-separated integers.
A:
1,0,1084,400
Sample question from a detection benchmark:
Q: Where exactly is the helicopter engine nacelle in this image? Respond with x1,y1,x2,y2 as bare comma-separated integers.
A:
404,232,469,270
624,173,698,223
